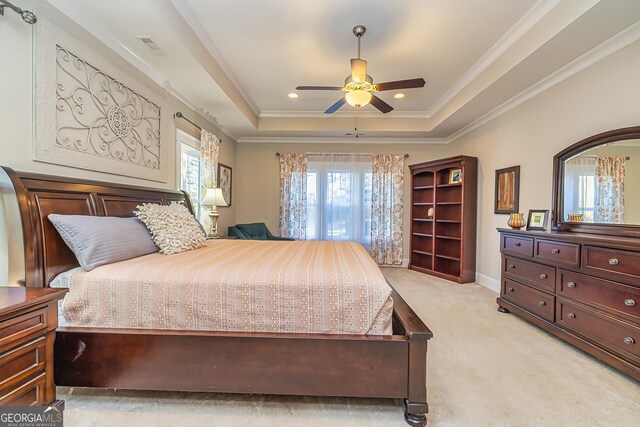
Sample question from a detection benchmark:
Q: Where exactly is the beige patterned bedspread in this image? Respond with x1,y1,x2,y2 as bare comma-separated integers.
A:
62,240,393,335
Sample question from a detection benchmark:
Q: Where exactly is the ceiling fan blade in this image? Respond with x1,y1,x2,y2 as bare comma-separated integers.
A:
370,94,393,114
296,86,343,91
324,97,346,114
350,58,367,83
375,78,426,91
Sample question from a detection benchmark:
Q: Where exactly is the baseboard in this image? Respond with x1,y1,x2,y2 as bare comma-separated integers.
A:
475,273,500,293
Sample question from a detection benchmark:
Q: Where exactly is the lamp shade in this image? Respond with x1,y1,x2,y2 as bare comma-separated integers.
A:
201,188,228,207
345,89,372,108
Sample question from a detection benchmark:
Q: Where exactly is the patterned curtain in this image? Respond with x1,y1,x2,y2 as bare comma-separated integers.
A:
595,156,625,223
279,153,308,240
200,129,220,191
371,154,404,265
200,129,221,228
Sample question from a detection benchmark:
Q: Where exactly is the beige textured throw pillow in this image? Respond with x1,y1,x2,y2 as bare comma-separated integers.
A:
135,202,206,255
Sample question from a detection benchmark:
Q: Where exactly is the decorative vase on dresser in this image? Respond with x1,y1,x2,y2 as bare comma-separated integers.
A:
497,126,640,381
409,155,478,283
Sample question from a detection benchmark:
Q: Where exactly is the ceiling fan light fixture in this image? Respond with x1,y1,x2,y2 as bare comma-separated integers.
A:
345,90,372,108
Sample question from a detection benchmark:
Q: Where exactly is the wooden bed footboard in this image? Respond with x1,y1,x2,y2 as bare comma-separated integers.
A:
55,290,432,425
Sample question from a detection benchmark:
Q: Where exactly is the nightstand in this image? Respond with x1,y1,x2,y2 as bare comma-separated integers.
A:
0,287,67,406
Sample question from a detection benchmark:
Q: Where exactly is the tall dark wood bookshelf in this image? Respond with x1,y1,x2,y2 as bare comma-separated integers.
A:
408,156,477,283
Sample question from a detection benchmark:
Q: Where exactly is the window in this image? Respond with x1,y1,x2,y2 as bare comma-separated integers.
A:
564,157,596,222
177,131,202,220
306,154,372,248
577,174,596,222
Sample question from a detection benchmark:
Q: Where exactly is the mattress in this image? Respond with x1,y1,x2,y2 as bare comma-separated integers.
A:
51,240,393,335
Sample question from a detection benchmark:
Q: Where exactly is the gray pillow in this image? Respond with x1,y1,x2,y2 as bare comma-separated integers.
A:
48,214,159,271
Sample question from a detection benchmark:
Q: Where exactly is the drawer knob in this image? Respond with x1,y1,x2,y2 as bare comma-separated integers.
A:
552,248,560,254
609,258,619,266
509,264,516,269
538,301,546,307
567,282,576,288
507,287,514,293
625,299,636,307
539,273,548,280
567,313,576,319
514,242,521,247
624,337,635,345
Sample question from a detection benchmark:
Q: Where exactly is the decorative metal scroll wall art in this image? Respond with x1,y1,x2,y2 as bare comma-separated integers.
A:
55,45,161,170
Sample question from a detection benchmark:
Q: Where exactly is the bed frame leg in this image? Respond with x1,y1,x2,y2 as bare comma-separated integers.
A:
404,399,427,426
405,335,429,426
497,306,510,313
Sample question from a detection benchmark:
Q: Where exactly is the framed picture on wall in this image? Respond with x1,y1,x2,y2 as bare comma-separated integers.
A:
527,209,549,231
217,163,232,207
495,166,520,214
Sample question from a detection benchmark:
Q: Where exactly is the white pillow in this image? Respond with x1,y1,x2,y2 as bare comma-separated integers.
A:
135,202,206,255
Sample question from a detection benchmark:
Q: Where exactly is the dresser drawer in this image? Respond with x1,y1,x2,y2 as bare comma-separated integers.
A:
558,299,640,364
502,235,534,257
583,246,640,286
0,307,48,350
559,270,640,322
0,337,46,392
503,256,555,293
535,239,580,266
502,278,554,322
0,373,46,406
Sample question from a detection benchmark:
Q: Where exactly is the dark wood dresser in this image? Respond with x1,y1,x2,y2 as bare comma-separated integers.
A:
496,228,640,380
0,287,67,405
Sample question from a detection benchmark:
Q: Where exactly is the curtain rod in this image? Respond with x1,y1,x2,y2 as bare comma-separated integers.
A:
174,112,223,144
276,152,409,158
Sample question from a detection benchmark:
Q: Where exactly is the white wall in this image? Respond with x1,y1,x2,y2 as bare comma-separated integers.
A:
235,39,640,292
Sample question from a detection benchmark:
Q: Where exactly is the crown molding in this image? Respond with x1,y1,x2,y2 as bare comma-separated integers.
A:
169,0,260,117
237,136,449,145
447,20,640,143
259,110,430,119
426,0,560,117
163,81,240,140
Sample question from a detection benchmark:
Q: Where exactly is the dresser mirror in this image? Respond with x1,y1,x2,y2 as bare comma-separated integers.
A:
553,126,640,237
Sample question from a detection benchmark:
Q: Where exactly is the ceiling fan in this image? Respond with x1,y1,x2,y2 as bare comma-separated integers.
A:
296,25,426,114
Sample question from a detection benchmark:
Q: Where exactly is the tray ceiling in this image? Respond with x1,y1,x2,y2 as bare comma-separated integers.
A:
45,0,640,142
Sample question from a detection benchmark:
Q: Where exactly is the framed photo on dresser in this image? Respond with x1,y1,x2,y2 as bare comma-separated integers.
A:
526,209,549,231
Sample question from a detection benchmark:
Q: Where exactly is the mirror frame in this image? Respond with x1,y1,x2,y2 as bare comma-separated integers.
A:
552,126,640,238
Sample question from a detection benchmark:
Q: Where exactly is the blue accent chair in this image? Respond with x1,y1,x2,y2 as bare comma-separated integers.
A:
228,223,294,241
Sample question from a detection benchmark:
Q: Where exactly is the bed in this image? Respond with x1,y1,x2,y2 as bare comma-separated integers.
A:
1,166,433,426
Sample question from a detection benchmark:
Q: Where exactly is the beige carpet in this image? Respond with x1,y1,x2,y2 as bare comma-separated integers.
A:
58,268,640,426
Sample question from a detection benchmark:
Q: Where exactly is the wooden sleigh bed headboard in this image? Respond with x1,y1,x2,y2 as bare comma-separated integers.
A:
1,166,193,288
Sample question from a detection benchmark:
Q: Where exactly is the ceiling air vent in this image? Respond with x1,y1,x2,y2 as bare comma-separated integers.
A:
136,36,165,54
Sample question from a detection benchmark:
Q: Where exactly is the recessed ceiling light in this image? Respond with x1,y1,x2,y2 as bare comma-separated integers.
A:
394,93,405,99
288,93,299,99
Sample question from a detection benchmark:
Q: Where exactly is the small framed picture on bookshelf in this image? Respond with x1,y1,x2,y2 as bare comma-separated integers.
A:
449,168,463,184
527,209,549,231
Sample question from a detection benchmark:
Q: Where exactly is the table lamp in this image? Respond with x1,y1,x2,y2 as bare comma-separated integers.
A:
201,188,228,238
